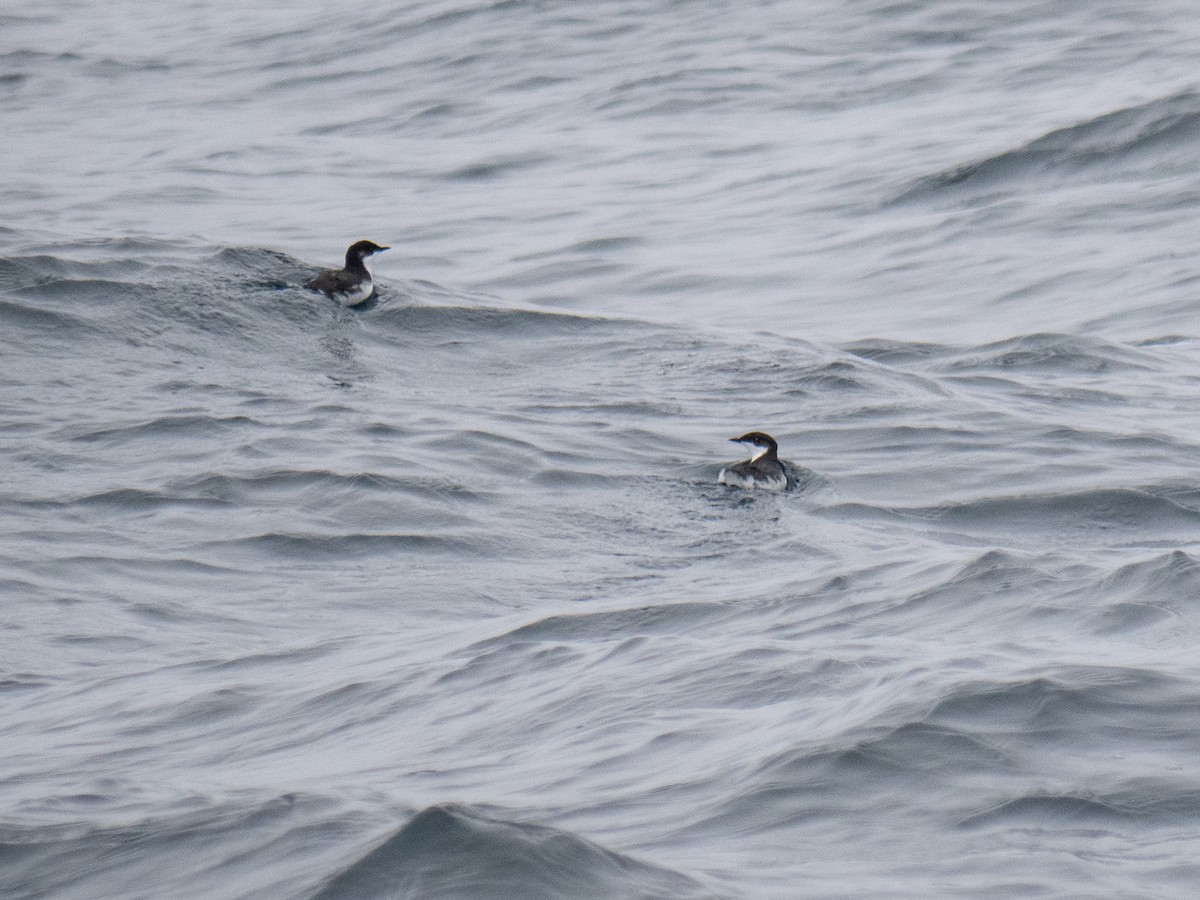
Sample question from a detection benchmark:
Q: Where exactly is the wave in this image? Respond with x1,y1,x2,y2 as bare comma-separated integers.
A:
37,486,226,512
0,48,168,78
847,333,1159,376
957,782,1200,830
1072,550,1200,635
69,414,258,445
11,467,481,515
461,599,731,654
1093,549,1200,601
939,333,1158,375
312,804,714,900
174,469,486,505
0,238,676,369
896,91,1200,201
0,793,323,900
368,303,639,339
205,531,494,561
0,240,364,372
717,664,1200,839
923,666,1200,733
825,486,1200,536
0,296,93,333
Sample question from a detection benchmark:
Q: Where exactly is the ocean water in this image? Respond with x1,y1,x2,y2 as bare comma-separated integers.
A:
5,1,1200,897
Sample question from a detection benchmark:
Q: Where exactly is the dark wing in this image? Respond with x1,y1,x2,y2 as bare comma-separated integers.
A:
753,458,788,486
725,460,754,477
304,269,352,296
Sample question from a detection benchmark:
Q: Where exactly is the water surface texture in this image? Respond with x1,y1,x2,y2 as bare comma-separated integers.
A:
5,2,1200,898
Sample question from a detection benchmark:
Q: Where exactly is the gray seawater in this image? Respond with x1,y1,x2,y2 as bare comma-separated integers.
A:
5,2,1200,898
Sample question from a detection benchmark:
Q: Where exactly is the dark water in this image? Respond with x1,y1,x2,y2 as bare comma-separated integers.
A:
5,2,1200,898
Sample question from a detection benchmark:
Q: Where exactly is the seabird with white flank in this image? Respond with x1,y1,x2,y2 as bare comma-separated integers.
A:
718,431,788,491
305,240,389,306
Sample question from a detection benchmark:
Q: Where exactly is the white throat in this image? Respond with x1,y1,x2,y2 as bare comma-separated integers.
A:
747,444,769,461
